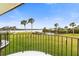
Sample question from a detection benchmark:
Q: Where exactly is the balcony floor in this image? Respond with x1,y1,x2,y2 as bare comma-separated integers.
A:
7,51,52,56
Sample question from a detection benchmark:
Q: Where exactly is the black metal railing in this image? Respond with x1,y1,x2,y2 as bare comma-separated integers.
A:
0,31,79,56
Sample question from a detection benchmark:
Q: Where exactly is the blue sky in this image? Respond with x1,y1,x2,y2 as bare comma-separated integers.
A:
0,3,79,29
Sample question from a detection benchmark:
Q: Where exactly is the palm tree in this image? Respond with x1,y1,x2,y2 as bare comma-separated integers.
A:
54,23,59,34
43,27,47,34
64,26,68,34
21,20,27,31
69,22,76,34
28,18,35,32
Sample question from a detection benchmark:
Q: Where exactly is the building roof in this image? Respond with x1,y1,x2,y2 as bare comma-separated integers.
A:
0,3,22,16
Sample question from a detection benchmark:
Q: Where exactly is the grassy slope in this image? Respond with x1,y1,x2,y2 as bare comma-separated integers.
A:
1,33,79,56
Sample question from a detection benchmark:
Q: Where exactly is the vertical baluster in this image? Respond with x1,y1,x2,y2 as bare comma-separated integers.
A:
8,32,10,54
23,33,24,51
36,34,39,50
22,33,23,52
50,35,52,55
39,33,40,51
18,33,19,52
46,34,48,54
52,35,54,55
21,33,24,52
61,36,63,56
43,34,45,52
17,33,18,52
24,32,26,50
46,34,47,53
28,33,29,50
32,32,34,50
47,34,49,54
65,37,67,56
23,33,24,52
18,33,20,51
39,33,42,50
53,35,55,55
6,32,8,55
42,34,44,51
5,33,6,55
58,35,59,55
14,33,18,52
77,39,79,56
34,33,35,50
38,33,39,51
7,32,10,54
24,33,25,51
32,33,34,50
20,33,21,51
37,33,38,51
24,33,28,50
0,34,1,56
71,38,73,56
18,33,21,51
13,33,14,53
32,31,34,49
43,33,45,53
48,34,49,54
31,32,32,50
49,35,51,54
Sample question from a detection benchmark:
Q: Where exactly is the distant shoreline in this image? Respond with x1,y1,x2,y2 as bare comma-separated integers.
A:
0,29,43,33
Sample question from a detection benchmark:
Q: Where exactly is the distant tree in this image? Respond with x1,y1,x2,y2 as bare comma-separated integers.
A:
54,23,59,34
28,18,35,32
69,22,76,34
64,26,68,34
43,27,47,34
12,26,16,33
76,25,79,29
21,20,27,31
0,39,1,46
49,28,53,33
13,26,16,30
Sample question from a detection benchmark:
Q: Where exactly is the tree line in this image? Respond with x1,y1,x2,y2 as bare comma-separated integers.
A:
42,22,79,34
0,18,79,35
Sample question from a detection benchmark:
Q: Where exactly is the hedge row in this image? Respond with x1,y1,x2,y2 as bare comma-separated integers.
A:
42,28,79,34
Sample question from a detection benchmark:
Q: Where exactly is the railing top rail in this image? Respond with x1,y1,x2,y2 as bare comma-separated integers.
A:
45,34,79,39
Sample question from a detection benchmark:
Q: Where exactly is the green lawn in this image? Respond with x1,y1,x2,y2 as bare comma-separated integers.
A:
0,33,79,56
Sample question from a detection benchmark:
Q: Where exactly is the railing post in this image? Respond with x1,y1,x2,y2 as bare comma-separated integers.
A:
65,37,67,56
0,34,1,56
61,36,63,56
71,38,73,56
77,39,79,56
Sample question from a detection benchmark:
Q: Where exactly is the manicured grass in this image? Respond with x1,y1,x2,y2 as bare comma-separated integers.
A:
0,33,79,56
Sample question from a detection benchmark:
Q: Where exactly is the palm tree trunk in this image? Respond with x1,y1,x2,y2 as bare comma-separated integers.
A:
31,23,33,33
24,25,26,32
